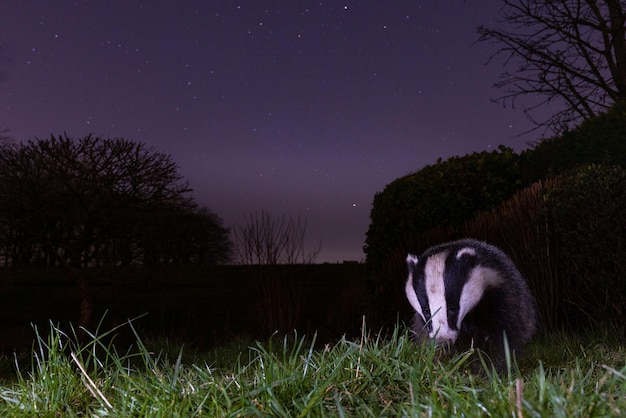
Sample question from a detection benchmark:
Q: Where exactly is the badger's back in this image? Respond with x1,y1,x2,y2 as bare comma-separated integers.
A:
405,239,538,369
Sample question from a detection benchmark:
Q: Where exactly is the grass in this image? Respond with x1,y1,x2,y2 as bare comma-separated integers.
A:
0,320,624,417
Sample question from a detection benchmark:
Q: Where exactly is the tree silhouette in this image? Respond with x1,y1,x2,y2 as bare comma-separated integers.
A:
478,0,626,133
0,134,231,330
136,206,233,266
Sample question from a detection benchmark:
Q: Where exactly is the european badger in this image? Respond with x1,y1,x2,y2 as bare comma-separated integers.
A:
405,238,538,370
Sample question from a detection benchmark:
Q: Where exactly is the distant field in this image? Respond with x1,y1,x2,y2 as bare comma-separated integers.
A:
0,264,374,352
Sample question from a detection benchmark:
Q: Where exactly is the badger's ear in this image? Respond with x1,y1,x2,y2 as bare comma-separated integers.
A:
456,247,476,259
455,247,477,266
406,254,418,271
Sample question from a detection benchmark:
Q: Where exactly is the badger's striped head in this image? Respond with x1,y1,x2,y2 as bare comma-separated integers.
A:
405,246,502,345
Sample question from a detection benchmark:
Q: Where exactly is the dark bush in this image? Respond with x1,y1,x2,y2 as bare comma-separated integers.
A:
543,164,626,332
365,146,522,273
466,165,626,334
521,103,626,183
466,165,626,333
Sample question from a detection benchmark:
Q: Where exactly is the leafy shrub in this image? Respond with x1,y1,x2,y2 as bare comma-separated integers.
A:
365,146,522,272
521,103,626,183
467,165,626,333
543,164,626,332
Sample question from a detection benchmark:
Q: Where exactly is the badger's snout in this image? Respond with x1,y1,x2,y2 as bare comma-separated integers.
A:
430,326,458,346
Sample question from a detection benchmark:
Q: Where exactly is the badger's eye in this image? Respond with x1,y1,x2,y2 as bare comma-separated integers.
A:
448,305,458,313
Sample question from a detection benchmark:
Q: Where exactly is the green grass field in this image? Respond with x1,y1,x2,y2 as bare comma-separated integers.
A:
0,320,624,417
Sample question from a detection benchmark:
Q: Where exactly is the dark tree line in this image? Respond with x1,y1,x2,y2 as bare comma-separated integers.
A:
0,134,233,330
0,134,233,268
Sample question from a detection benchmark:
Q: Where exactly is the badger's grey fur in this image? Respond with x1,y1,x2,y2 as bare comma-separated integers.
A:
405,238,538,370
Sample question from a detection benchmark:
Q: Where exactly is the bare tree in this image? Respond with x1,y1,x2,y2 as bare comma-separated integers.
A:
478,0,626,134
233,210,321,264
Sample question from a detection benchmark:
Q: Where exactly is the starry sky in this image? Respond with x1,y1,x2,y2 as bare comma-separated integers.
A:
0,1,545,263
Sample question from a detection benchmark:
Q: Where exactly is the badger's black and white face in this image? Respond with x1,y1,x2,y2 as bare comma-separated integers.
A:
405,245,503,345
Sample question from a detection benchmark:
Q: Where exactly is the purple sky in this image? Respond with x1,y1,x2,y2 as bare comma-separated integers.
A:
0,1,543,263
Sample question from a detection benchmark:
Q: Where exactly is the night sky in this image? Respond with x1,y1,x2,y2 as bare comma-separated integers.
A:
0,1,544,263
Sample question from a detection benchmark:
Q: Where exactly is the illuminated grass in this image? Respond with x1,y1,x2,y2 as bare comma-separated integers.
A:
0,322,624,417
